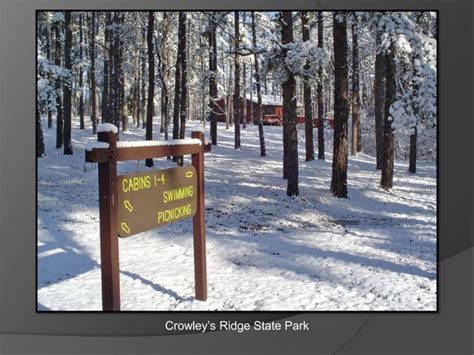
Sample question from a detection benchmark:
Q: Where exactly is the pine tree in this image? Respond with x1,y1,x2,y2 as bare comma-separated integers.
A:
36,101,45,157
63,11,73,155
177,12,188,166
409,127,417,173
102,12,112,124
44,13,53,129
301,11,314,161
381,42,396,190
233,11,241,149
317,11,325,160
172,14,182,145
145,11,155,167
140,27,147,128
374,30,385,170
351,18,361,155
242,61,247,129
89,12,97,134
110,12,124,132
330,12,349,198
281,11,299,196
179,12,187,141
53,16,63,149
409,33,421,174
158,12,171,141
208,17,218,145
251,11,266,157
78,13,85,130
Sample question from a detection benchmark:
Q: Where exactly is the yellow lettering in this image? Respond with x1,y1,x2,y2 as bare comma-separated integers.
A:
156,204,192,224
162,186,194,203
122,175,152,192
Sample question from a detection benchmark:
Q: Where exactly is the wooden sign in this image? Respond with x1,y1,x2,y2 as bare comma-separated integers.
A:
85,128,210,310
117,166,197,237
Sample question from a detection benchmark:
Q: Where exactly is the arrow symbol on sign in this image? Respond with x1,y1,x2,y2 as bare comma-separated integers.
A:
124,200,133,212
185,171,193,178
121,222,131,234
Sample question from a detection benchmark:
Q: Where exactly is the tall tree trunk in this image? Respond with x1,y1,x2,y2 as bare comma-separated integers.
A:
233,11,241,149
179,12,187,140
63,12,73,155
227,54,232,129
37,102,46,157
199,35,205,124
209,19,218,145
172,15,183,145
177,12,187,166
409,127,417,173
145,11,155,167
90,12,97,134
317,11,325,160
109,34,116,128
160,12,170,141
301,11,314,161
79,14,85,130
45,14,53,129
324,75,330,118
362,82,369,113
250,63,254,123
251,12,266,157
242,61,247,129
110,13,123,132
281,11,298,196
158,15,165,134
121,88,128,131
118,14,127,132
409,49,420,174
54,19,63,149
132,81,137,126
186,17,191,123
102,12,112,124
381,43,396,190
351,19,361,155
226,60,232,130
135,54,140,127
374,31,385,170
330,12,349,198
140,27,147,128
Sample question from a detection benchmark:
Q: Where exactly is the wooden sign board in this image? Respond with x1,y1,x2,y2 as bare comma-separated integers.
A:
86,129,209,309
117,166,197,237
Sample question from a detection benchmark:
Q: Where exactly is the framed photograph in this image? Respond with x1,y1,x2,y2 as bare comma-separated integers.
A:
36,10,438,312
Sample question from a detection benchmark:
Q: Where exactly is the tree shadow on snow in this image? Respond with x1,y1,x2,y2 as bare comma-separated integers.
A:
37,177,101,288
37,237,99,289
120,270,193,302
215,231,435,296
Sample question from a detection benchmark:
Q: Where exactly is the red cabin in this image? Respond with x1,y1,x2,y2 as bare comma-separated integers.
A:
215,94,334,129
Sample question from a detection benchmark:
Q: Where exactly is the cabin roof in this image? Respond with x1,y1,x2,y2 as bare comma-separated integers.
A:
218,94,303,107
245,94,283,106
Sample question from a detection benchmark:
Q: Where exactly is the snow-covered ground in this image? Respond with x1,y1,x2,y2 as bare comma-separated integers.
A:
37,117,437,311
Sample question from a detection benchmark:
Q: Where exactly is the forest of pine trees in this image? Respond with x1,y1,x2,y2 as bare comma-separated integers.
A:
37,11,437,197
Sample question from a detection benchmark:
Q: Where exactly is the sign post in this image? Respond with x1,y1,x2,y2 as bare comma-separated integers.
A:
86,127,210,311
97,130,120,311
191,131,207,301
